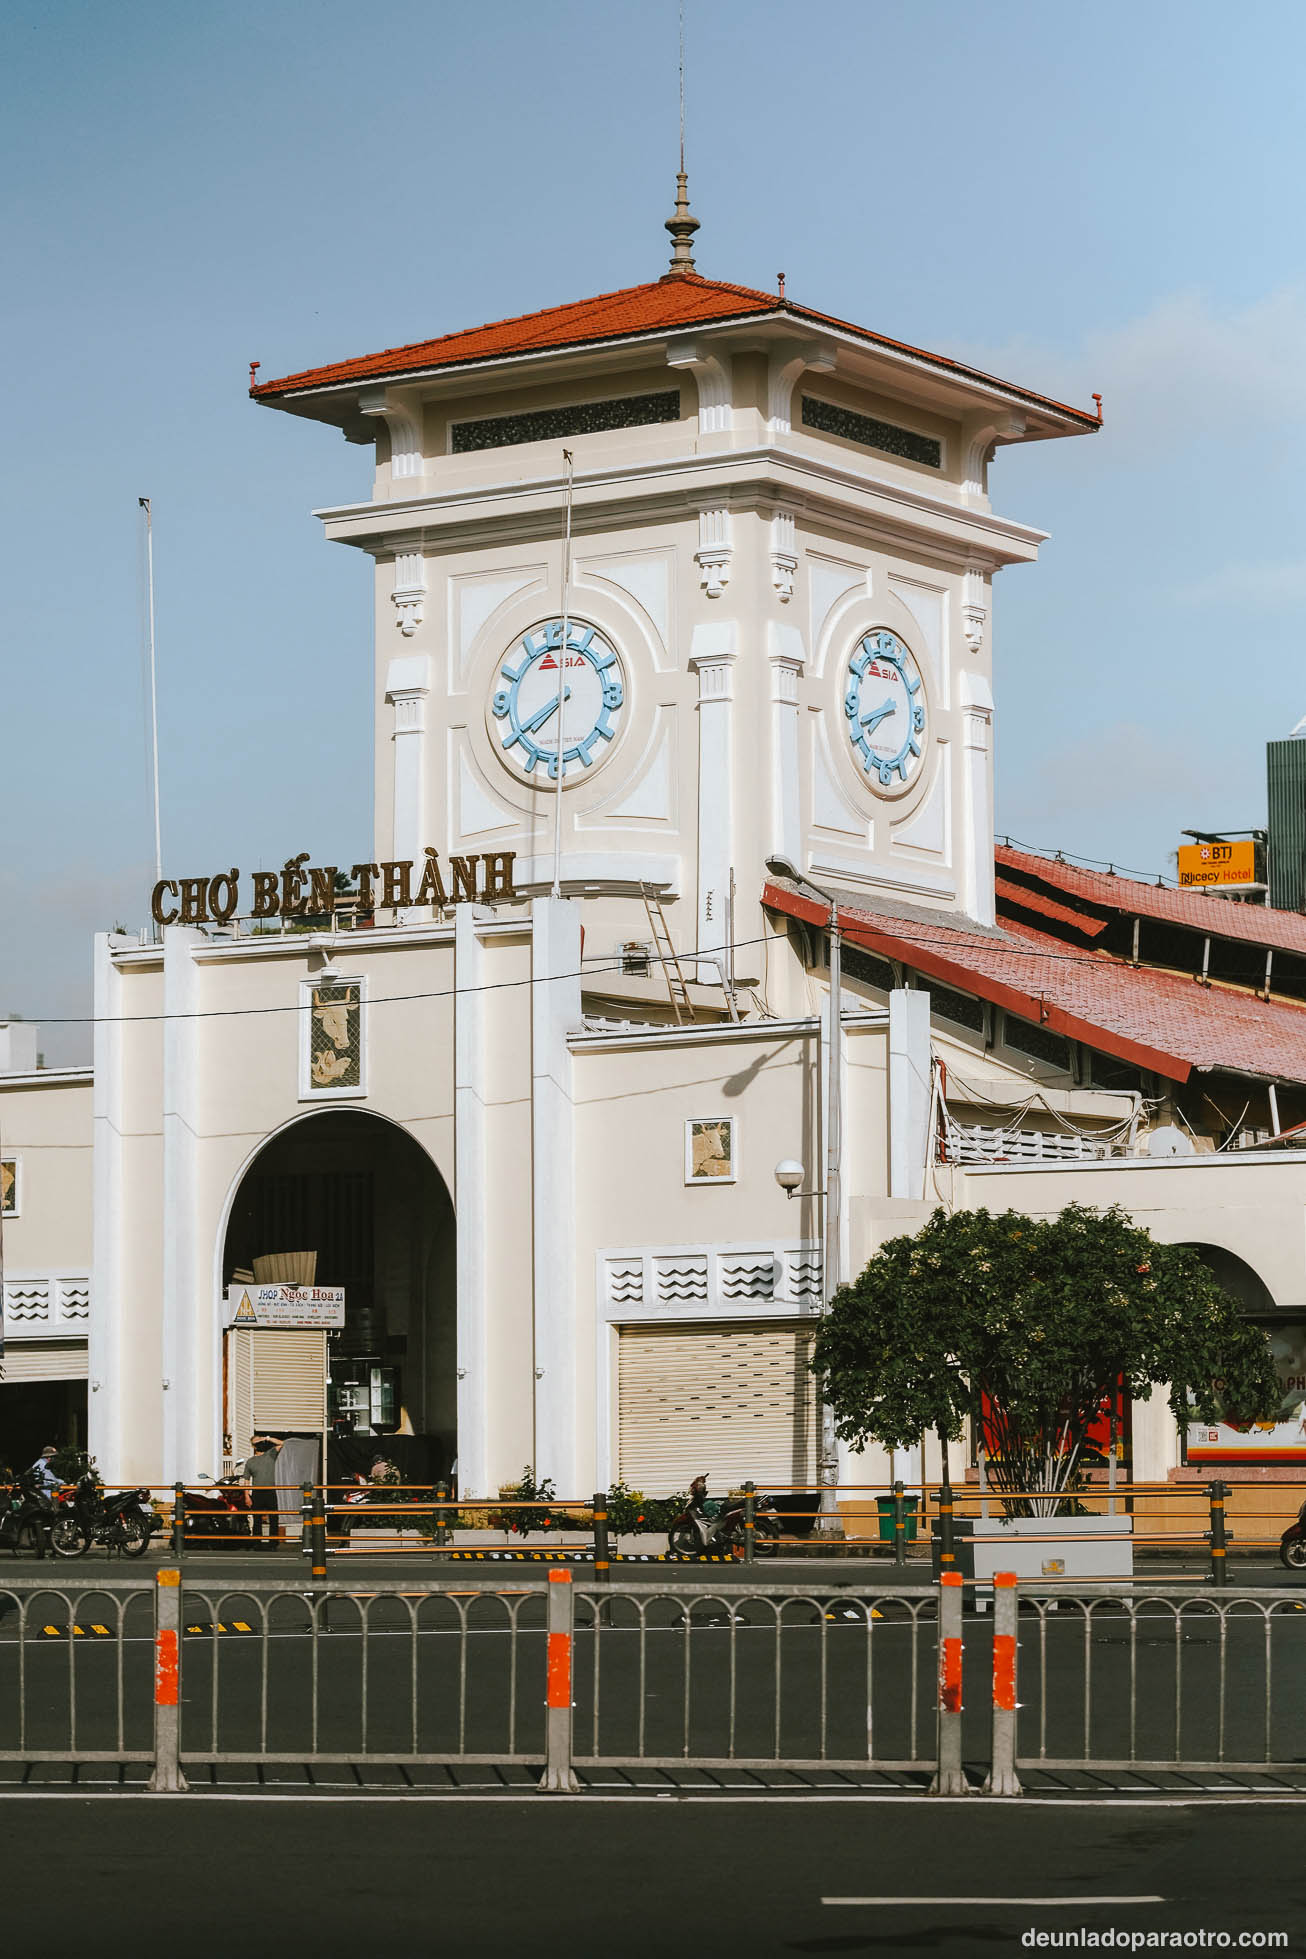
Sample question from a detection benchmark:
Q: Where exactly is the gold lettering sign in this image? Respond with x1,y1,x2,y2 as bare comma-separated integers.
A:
150,851,515,926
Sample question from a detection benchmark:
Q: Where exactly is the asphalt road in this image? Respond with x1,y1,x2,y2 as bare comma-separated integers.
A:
4,1565,1306,1773
2,1794,1303,1958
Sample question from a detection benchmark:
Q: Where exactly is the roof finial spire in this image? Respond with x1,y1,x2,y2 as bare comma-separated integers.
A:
663,4,698,278
663,169,700,278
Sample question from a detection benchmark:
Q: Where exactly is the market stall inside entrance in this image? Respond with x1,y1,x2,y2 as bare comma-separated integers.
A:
220,1109,455,1483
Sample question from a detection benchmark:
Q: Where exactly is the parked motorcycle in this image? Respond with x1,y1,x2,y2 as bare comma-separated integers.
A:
49,1475,159,1558
178,1473,251,1545
667,1476,782,1558
0,1469,56,1558
1279,1496,1306,1570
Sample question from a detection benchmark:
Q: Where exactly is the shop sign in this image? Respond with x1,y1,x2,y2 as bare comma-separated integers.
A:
1176,841,1258,889
151,849,517,926
223,1286,346,1329
1187,1323,1306,1463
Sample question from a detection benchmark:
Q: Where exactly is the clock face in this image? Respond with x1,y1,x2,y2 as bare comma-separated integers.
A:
491,619,626,781
844,630,927,789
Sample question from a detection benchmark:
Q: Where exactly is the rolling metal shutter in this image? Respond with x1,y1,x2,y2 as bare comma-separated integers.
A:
618,1321,816,1492
0,1342,88,1383
226,1329,326,1450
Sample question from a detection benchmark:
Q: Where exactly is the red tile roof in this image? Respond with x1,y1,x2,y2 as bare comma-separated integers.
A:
994,876,1106,940
250,273,1101,426
764,879,1306,1087
997,846,1306,958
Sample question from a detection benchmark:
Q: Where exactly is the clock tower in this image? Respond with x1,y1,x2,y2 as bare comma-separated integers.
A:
254,185,1099,986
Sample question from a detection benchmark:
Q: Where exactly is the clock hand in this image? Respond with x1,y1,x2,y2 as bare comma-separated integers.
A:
521,687,571,734
861,697,897,735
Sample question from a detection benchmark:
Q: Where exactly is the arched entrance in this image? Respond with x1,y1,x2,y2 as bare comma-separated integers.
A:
222,1110,456,1479
1181,1243,1278,1318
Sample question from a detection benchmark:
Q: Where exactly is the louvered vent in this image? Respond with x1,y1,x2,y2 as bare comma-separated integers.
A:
654,1256,709,1304
720,1254,775,1301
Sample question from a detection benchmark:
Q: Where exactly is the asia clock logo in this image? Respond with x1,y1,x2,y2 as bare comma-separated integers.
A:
492,620,625,780
844,631,927,788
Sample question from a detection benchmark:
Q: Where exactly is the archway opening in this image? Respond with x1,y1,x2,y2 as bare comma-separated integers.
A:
222,1110,455,1482
1181,1243,1278,1318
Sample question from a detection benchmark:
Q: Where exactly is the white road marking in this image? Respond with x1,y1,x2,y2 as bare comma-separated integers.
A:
822,1896,1166,1908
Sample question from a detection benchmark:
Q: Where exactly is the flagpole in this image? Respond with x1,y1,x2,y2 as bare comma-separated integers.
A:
550,450,575,901
139,498,162,885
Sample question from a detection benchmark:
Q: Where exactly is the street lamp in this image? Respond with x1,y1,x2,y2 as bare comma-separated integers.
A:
765,854,843,1538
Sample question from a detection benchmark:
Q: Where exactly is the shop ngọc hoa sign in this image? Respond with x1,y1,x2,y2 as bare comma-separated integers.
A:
223,1286,346,1329
151,849,517,926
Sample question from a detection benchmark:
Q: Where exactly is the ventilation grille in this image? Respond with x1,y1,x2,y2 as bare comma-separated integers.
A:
603,1245,821,1318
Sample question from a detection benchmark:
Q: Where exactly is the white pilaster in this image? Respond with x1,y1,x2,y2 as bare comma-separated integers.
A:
767,622,804,867
889,988,932,1201
689,622,737,983
89,934,124,1480
959,669,995,926
770,509,798,600
530,898,582,1491
454,906,490,1497
385,654,431,868
161,927,202,1482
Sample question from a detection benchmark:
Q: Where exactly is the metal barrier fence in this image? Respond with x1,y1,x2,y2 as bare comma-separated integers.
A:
1004,1582,1306,1784
3,1568,1304,1793
154,1474,1305,1580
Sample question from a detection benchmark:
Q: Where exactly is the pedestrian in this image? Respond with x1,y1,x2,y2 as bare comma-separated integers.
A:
243,1435,282,1548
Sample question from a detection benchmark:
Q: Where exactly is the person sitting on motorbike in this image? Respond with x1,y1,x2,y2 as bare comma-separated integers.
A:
27,1447,68,1502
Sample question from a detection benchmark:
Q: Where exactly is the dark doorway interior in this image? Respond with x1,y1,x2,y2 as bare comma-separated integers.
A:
222,1111,456,1478
0,1380,87,1475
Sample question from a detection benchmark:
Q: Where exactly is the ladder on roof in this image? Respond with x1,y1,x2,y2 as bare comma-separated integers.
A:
642,886,694,1024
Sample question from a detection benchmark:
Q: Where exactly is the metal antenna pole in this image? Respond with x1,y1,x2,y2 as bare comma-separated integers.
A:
817,895,843,1534
550,451,575,901
0,1115,7,1376
139,498,162,884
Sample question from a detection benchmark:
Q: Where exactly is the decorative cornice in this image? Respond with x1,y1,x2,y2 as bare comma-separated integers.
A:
316,445,1043,569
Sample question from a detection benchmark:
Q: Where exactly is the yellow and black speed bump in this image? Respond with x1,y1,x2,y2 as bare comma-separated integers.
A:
39,1623,115,1639
440,1548,738,1564
183,1621,257,1637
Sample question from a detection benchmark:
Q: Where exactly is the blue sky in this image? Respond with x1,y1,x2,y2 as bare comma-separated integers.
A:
4,0,1303,1062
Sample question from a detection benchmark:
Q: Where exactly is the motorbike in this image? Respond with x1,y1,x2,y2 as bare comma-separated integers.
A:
667,1476,782,1558
0,1470,56,1558
1279,1496,1306,1570
49,1474,160,1558
178,1473,251,1545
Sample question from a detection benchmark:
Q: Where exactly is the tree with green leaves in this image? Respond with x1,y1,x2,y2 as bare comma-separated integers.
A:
811,1203,1279,1515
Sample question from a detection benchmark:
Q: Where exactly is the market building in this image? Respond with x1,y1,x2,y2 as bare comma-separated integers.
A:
3,189,1305,1520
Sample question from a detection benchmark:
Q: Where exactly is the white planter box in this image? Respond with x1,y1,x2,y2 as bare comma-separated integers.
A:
970,1512,1133,1583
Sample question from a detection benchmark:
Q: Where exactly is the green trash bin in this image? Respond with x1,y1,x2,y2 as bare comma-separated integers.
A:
875,1494,919,1544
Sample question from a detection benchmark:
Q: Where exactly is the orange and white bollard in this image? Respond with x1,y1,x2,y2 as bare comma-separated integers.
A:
984,1571,1022,1795
538,1568,579,1793
930,1569,970,1795
147,1568,188,1792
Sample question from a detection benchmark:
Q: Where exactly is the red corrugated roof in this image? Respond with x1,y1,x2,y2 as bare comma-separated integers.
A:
764,880,1306,1087
250,273,1101,426
997,846,1306,957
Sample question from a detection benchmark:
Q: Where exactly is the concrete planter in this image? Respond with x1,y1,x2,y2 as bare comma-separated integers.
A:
970,1512,1133,1582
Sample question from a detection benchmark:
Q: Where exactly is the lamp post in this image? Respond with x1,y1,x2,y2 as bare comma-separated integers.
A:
767,854,843,1538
